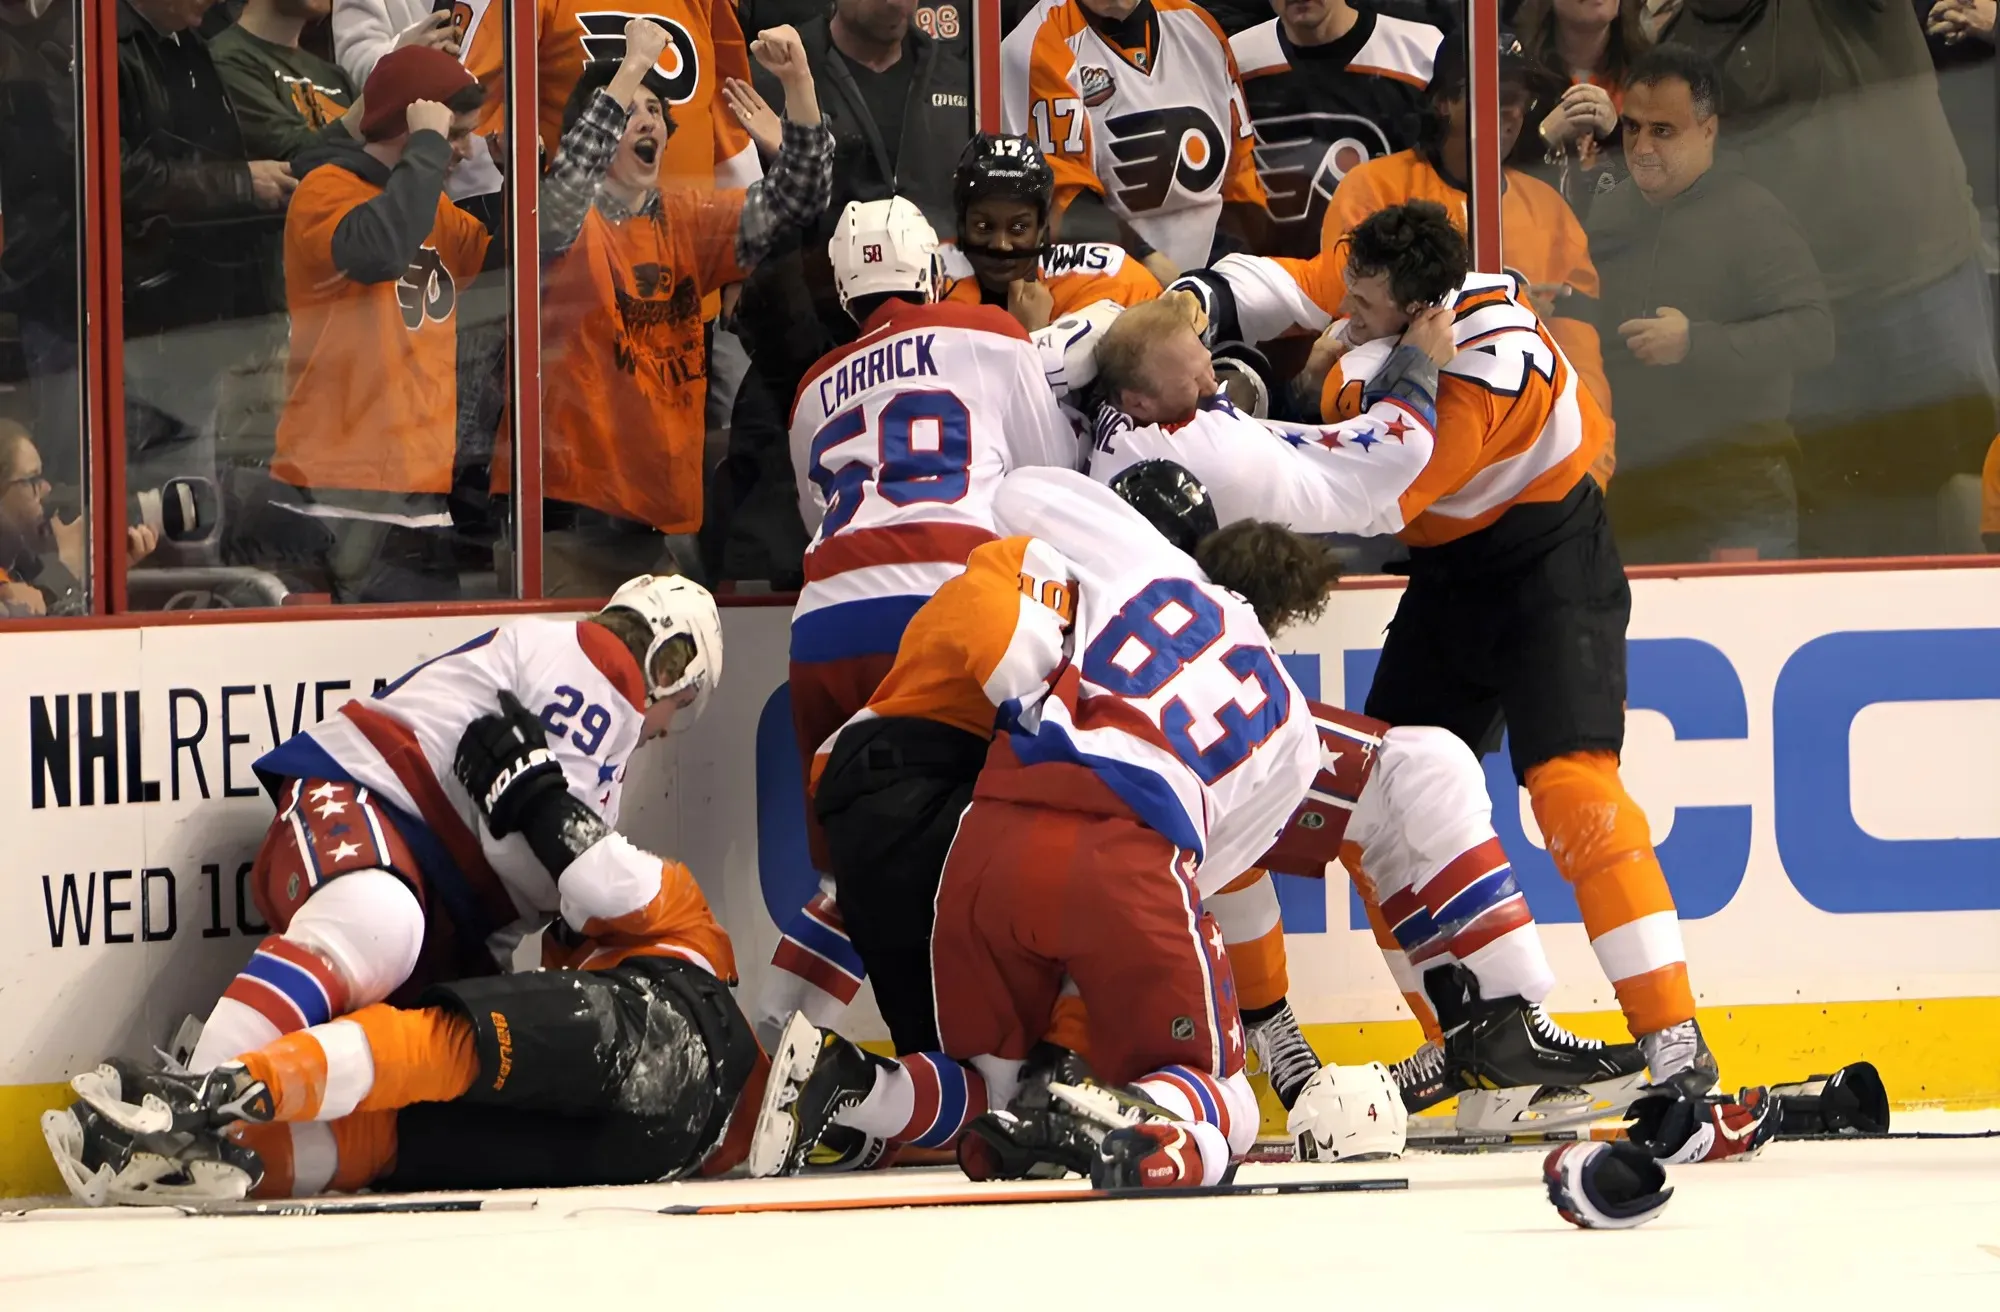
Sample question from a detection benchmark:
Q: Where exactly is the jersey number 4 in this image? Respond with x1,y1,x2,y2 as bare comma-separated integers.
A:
1081,578,1289,784
808,391,973,538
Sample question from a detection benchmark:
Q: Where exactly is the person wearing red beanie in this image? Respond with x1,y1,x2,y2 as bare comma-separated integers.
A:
270,42,496,603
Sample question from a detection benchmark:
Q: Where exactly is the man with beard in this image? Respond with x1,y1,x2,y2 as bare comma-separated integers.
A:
937,133,1160,333
528,20,833,597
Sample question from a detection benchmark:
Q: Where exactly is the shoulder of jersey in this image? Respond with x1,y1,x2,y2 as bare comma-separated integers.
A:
1155,0,1231,43
1351,15,1443,87
570,618,648,711
1230,19,1286,79
1003,0,1085,47
1042,242,1129,277
792,302,1032,421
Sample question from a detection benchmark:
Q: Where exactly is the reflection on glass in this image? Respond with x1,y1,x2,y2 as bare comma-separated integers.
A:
0,0,86,617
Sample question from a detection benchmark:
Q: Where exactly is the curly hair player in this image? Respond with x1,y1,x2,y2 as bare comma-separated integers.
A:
1152,200,1717,1102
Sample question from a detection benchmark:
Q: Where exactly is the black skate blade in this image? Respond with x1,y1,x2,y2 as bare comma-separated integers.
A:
2,1196,538,1221
652,1176,1406,1215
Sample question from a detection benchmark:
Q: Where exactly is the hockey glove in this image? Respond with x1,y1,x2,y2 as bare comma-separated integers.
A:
1544,1140,1672,1229
455,691,568,838
1625,1087,1780,1164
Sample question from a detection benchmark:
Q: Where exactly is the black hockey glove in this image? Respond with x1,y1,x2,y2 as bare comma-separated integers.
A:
455,691,568,838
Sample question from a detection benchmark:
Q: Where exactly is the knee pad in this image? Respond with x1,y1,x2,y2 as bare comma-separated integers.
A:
1524,751,1653,880
286,871,425,1007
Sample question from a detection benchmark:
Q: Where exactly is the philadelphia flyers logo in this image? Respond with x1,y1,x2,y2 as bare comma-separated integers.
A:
578,12,701,104
1250,113,1394,227
395,246,455,330
1104,106,1226,213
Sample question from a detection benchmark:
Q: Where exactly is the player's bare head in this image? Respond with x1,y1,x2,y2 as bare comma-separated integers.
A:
1340,201,1468,341
1195,520,1343,636
1097,292,1219,424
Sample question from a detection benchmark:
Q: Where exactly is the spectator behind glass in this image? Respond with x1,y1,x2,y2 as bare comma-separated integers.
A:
0,0,84,487
1517,0,1650,218
1921,0,1997,285
118,0,296,525
0,420,160,617
271,46,490,603
1229,0,1443,258
212,0,362,161
1323,31,1614,466
1587,44,1831,564
1667,0,1999,557
720,0,971,586
1003,0,1272,281
523,20,833,597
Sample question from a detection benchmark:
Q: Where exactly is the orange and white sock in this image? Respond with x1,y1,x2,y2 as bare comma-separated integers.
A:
1526,751,1695,1037
237,1003,480,1122
230,1110,397,1198
1210,868,1288,1012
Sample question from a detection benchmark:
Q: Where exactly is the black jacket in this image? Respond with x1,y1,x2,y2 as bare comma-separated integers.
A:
1665,0,1978,305
735,17,973,378
0,3,78,329
117,0,280,336
1586,166,1834,470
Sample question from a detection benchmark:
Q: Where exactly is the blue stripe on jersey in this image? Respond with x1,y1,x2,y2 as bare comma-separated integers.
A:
373,629,498,700
1005,715,1205,861
782,906,868,980
242,951,334,1028
1163,1065,1221,1126
1435,869,1520,933
918,1058,970,1148
789,595,928,663
1390,905,1445,951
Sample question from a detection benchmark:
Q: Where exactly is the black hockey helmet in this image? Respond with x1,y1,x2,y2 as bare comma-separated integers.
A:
953,133,1057,224
1110,460,1219,556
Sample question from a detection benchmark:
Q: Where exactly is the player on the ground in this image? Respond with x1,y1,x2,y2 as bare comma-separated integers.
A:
1002,0,1271,279
937,134,1164,331
45,697,759,1204
763,196,1082,1046
1111,201,1718,1098
169,575,722,1082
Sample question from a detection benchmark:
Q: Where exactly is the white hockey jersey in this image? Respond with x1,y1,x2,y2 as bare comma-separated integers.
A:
254,617,649,952
788,299,1078,665
988,468,1319,896
1002,0,1266,271
1086,376,1438,538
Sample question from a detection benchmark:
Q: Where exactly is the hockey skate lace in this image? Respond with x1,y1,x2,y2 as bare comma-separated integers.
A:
1251,1007,1322,1093
1528,1004,1604,1051
1389,1041,1446,1091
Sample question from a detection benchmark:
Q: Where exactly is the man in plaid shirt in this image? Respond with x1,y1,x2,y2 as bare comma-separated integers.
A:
532,18,834,596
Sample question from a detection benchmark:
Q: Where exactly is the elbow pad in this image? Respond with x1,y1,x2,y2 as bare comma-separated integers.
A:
1166,269,1242,348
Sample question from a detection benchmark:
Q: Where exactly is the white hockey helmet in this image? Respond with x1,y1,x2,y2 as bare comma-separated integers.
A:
830,197,942,316
1287,1061,1408,1161
604,574,723,734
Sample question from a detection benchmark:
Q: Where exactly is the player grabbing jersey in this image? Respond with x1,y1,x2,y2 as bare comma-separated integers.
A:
1122,203,1718,1097
1002,0,1270,277
761,197,1081,1046
46,697,758,1205
165,576,723,1092
937,133,1163,331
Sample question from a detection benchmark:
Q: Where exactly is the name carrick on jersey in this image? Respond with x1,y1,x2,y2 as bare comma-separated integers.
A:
1231,11,1439,257
1003,0,1265,270
1086,377,1439,539
788,300,1080,666
985,468,1319,896
939,242,1165,315
255,619,651,953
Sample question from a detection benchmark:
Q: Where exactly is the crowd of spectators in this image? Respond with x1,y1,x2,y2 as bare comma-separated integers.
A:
0,0,1996,615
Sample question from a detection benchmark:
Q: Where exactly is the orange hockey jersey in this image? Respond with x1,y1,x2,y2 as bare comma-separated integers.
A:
938,241,1164,316
1001,0,1266,271
274,162,491,494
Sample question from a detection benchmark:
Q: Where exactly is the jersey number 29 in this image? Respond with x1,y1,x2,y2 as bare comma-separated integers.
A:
1081,578,1290,784
808,391,973,538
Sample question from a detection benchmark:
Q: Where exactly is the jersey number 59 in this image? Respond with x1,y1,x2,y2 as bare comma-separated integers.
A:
1081,578,1290,784
808,391,974,539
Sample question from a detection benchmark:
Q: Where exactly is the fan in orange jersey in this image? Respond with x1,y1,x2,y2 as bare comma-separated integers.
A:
1001,0,1270,281
45,698,761,1204
937,133,1163,332
1154,201,1719,1100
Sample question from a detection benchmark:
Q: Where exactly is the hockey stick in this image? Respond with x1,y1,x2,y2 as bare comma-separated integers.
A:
1244,1126,1624,1161
4,1196,537,1221
649,1176,1407,1215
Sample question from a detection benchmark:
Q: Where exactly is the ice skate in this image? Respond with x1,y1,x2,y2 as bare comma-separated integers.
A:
748,1012,887,1178
1388,1040,1453,1115
70,1058,272,1138
957,1045,1101,1181
1245,1001,1322,1110
1639,1018,1721,1099
42,1099,261,1207
1422,965,1651,1137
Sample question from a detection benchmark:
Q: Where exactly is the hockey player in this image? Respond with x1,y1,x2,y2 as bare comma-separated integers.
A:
938,134,1164,331
1231,0,1442,257
1113,201,1719,1098
1002,0,1271,279
174,575,724,1082
46,697,758,1203
764,196,1082,1044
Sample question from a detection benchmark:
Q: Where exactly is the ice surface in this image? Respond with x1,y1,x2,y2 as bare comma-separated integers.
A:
4,1112,1995,1310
